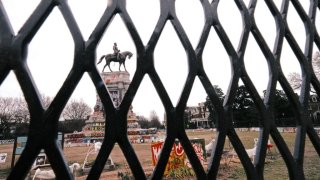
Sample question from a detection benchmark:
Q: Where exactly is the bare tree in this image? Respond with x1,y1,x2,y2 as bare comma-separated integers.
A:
312,51,320,79
62,99,92,120
0,97,29,138
288,51,320,93
149,110,161,128
0,97,29,123
0,95,53,138
14,98,29,123
0,97,14,138
41,94,52,108
137,115,149,129
287,72,303,91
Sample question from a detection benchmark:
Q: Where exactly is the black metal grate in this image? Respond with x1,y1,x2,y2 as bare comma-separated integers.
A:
1,0,320,179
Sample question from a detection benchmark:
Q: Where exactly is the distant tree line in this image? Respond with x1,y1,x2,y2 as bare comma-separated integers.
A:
201,52,320,129
0,94,165,139
203,85,299,128
0,95,92,139
137,110,163,129
58,119,87,133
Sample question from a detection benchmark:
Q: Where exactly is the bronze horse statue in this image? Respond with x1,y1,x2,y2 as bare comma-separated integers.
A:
97,51,133,72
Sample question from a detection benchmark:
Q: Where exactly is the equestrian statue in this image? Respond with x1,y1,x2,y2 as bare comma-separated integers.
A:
97,42,133,72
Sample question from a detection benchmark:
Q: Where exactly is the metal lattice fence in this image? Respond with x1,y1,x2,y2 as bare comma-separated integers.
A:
1,0,320,179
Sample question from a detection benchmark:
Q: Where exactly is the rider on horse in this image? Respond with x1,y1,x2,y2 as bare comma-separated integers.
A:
97,43,133,72
113,42,120,61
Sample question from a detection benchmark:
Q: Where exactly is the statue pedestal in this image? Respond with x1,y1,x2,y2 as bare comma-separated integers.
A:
65,71,159,144
82,71,139,140
100,71,131,106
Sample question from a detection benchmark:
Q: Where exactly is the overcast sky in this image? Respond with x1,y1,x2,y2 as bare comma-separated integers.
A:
0,0,318,121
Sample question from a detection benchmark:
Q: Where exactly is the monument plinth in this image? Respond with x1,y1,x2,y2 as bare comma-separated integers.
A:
83,71,139,137
66,71,158,144
100,71,131,106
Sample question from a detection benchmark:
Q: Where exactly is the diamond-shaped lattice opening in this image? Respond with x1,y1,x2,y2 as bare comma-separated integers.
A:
253,1,277,50
232,83,261,128
215,136,236,178
176,0,204,48
222,135,247,179
127,0,159,45
69,0,107,40
99,71,132,107
154,23,187,106
274,86,297,130
236,127,259,150
233,130,260,154
203,27,231,96
186,78,210,128
60,73,96,172
273,131,299,177
60,74,95,121
132,75,164,128
151,138,203,179
272,1,283,10
97,15,136,74
173,139,206,179
183,134,213,173
0,72,22,99
274,82,297,155
2,0,40,34
244,34,269,95
232,94,260,154
286,2,307,51
295,1,310,16
28,8,73,98
303,135,320,178
217,1,243,49
228,83,262,177
185,78,217,172
129,142,154,177
264,136,289,178
130,75,164,175
108,145,136,179
39,94,52,109
281,41,302,96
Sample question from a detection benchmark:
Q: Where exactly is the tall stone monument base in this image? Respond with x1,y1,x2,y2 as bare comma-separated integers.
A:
84,71,134,132
100,71,131,107
65,71,159,144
